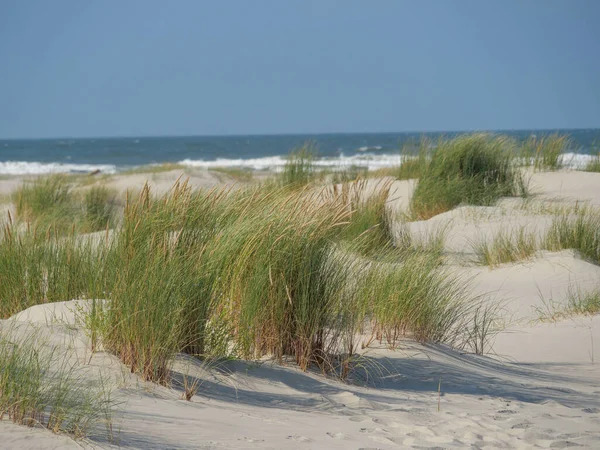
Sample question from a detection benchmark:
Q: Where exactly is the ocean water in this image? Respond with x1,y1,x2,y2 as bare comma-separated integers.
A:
0,129,599,175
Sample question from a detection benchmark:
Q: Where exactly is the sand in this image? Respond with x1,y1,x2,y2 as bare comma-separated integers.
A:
1,169,600,449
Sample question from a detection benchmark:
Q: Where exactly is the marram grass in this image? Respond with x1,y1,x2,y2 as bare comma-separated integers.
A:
583,154,600,173
3,177,500,385
544,206,600,265
11,175,117,234
0,325,115,439
473,226,538,268
520,133,569,171
410,134,528,220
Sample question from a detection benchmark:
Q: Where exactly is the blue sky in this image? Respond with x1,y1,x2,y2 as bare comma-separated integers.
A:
1,0,598,138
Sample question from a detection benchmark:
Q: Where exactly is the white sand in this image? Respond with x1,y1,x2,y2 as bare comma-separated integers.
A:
1,169,600,449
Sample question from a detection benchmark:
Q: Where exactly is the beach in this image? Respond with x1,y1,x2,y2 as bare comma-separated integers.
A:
0,159,599,449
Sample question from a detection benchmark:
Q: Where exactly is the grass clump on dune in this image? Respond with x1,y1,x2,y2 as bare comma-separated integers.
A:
565,286,600,317
89,180,492,380
84,185,117,231
331,179,396,256
13,175,73,226
0,326,114,439
520,133,569,171
473,226,538,268
472,205,600,269
583,154,600,173
395,140,430,181
370,141,430,181
410,134,527,220
4,177,500,385
210,166,255,182
280,142,316,187
0,223,100,318
361,253,470,347
544,206,600,265
11,175,118,234
121,162,186,175
330,165,368,184
536,284,600,322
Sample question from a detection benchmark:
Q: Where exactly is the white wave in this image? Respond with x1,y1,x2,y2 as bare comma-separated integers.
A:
561,152,597,169
180,153,404,171
0,161,117,175
180,156,288,170
357,146,383,152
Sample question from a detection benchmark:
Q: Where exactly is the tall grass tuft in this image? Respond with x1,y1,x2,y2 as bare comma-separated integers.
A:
396,140,430,180
13,175,74,230
583,154,600,173
83,185,117,231
12,176,117,233
4,177,502,385
0,326,115,438
544,206,600,265
473,226,538,268
0,221,99,319
370,139,430,180
332,179,396,257
536,284,600,322
94,182,214,383
520,133,569,171
565,285,600,317
362,253,472,347
280,142,316,186
330,165,368,184
410,134,527,220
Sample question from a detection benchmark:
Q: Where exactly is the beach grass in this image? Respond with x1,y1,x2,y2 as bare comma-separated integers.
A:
210,167,255,182
83,185,118,231
121,162,187,175
12,175,73,226
280,142,316,186
565,286,600,317
369,140,430,181
361,252,476,348
0,224,101,319
473,226,538,268
11,175,118,234
582,154,600,173
520,133,569,171
544,206,600,265
330,165,369,184
0,325,115,439
536,285,600,322
2,165,506,387
410,134,527,220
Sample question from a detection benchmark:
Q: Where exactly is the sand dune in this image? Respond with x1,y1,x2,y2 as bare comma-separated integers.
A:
1,169,600,449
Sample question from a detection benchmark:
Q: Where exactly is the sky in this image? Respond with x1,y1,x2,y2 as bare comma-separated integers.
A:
0,0,599,138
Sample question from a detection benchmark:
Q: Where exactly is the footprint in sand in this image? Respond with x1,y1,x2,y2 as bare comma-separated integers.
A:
511,421,533,430
549,441,584,448
359,427,389,434
238,437,265,443
372,417,394,427
582,407,600,414
326,431,346,439
493,409,518,421
286,435,312,442
350,415,370,423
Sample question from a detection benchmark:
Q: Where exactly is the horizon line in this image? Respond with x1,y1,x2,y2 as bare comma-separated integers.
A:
1,127,598,141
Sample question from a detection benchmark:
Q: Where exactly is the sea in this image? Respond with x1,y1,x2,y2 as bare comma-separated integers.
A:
0,129,599,175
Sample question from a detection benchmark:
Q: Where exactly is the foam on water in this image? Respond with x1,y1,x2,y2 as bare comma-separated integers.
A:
562,153,596,169
179,153,403,171
0,161,118,175
0,152,595,175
